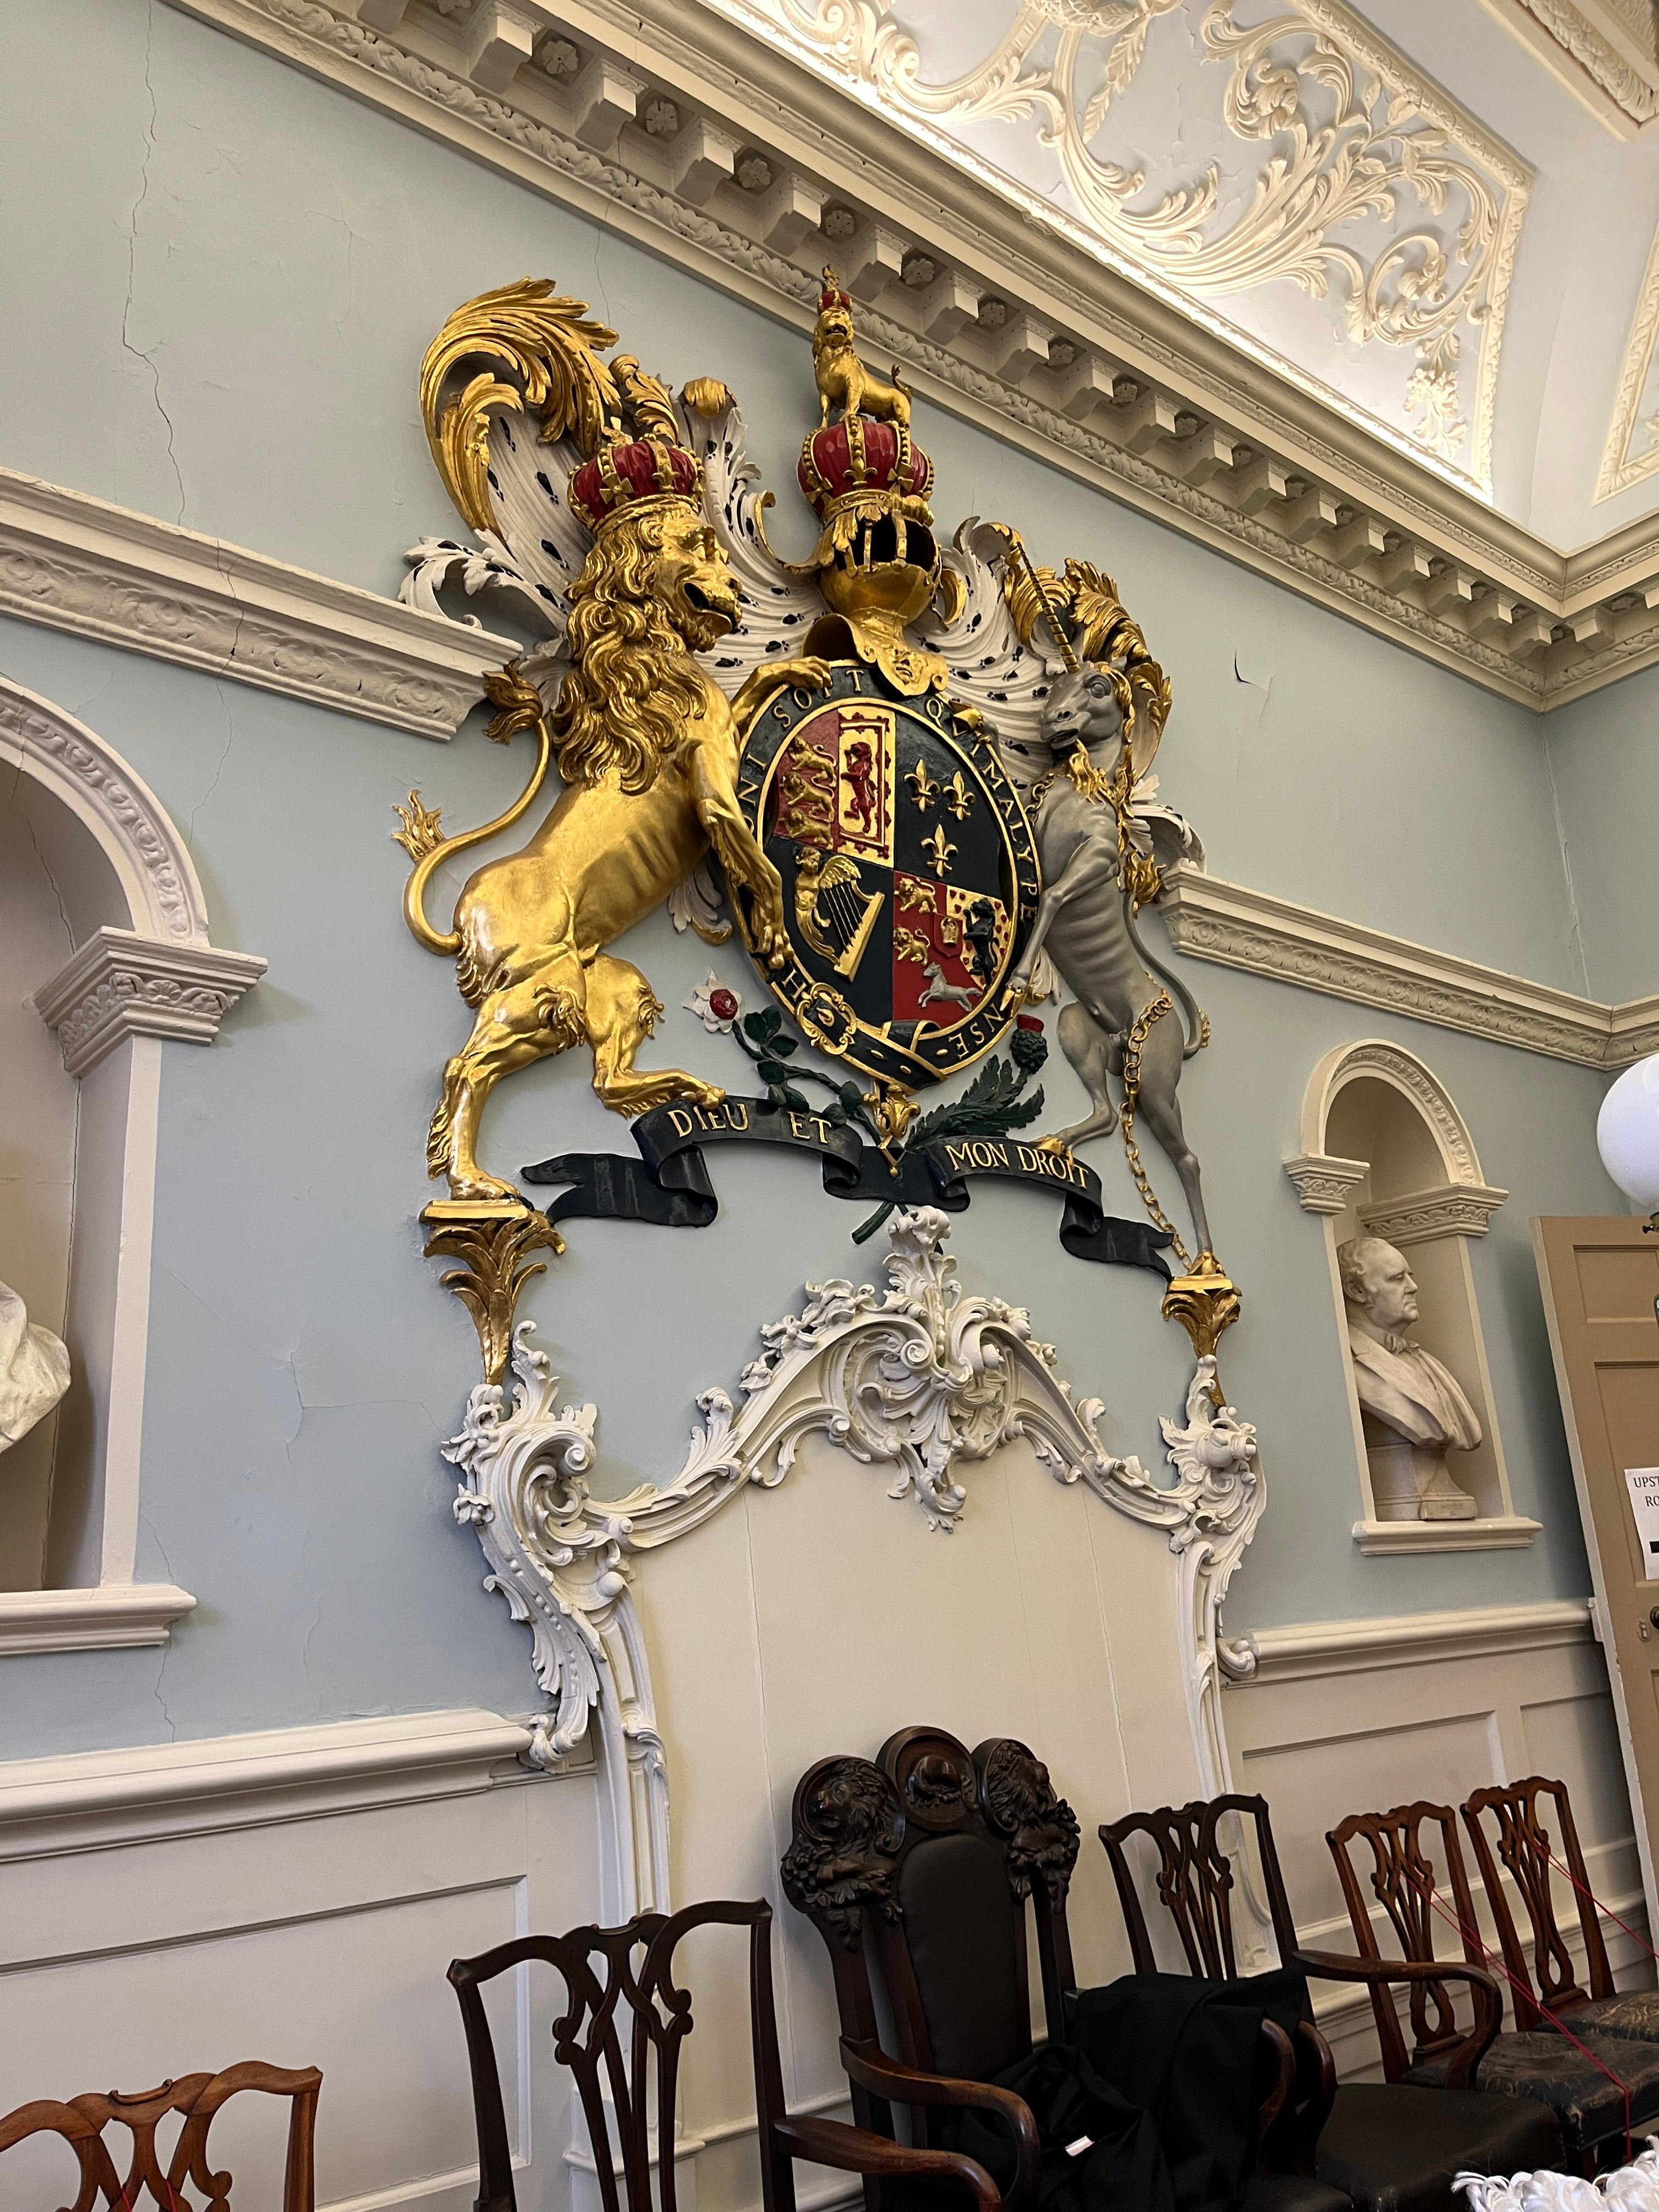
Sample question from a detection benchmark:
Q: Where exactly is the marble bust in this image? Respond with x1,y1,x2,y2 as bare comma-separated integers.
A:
1338,1236,1481,1521
0,1280,70,1457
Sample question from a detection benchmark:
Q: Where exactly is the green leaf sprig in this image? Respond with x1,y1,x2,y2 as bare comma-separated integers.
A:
730,1006,883,1144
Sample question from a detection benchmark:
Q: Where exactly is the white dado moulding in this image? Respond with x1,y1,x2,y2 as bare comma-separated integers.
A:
1,677,265,1655
443,1207,1265,1922
1287,1039,1539,1556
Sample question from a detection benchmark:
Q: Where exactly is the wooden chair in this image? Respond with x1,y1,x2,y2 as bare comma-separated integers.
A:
782,1724,1337,2212
0,2061,321,2210
1330,1797,1659,2167
1103,1794,1562,2212
1463,1776,1659,2045
448,1894,1002,2212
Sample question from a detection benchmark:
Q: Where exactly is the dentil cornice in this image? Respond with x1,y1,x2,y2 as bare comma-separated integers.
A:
0,470,513,741
166,0,1659,711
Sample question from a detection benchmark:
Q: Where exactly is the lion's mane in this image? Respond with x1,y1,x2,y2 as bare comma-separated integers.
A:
553,506,708,795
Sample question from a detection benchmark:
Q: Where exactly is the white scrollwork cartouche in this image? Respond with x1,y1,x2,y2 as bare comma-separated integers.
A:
443,1207,1264,1782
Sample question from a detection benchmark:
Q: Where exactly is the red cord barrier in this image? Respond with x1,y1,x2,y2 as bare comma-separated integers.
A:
1537,1844,1659,1971
1403,1866,1633,2166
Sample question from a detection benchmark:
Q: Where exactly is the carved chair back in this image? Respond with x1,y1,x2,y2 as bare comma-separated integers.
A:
1099,1793,1300,1980
782,1725,1080,2129
0,2061,321,2210
1101,1795,1339,2177
1326,1801,1486,2080
451,1898,795,2212
1461,1776,1612,2030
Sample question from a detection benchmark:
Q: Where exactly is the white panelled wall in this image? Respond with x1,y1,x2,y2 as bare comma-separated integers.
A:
1225,1601,1652,2080
0,1602,1646,2210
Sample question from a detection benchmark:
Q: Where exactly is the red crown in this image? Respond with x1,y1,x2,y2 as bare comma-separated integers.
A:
797,417,933,521
568,433,702,533
819,274,852,314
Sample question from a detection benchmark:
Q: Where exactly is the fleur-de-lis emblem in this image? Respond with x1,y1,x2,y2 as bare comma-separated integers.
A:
906,759,940,811
945,771,975,822
922,825,957,879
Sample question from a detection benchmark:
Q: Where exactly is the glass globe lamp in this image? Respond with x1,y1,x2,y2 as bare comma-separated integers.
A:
1597,1053,1659,1223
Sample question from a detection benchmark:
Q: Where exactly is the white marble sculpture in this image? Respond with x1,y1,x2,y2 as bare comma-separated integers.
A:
0,1280,70,1454
1338,1236,1481,1521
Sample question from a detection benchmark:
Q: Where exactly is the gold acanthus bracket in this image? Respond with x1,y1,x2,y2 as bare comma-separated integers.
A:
1161,1251,1242,1380
421,1199,565,1386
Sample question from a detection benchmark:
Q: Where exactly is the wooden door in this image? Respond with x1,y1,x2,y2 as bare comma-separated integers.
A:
1534,1216,1659,1933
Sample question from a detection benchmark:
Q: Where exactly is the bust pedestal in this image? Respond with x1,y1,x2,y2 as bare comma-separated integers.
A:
1362,1412,1477,1521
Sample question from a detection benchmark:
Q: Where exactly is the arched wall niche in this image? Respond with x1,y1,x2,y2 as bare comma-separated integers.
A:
1284,1040,1539,1556
0,678,264,1654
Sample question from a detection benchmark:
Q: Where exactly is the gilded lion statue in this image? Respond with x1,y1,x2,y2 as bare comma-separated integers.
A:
812,266,910,428
396,283,828,1205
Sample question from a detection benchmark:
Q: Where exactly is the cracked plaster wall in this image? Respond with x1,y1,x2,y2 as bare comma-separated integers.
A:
1538,667,1659,1009
0,0,1633,1762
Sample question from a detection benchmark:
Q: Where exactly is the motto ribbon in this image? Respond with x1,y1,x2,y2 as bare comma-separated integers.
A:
522,1097,1174,1280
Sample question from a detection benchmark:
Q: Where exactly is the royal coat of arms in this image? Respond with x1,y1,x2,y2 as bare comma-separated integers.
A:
394,269,1237,1380
741,676,1037,1087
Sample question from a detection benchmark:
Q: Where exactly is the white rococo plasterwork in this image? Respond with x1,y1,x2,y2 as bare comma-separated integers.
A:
1598,220,1659,504
159,0,1659,709
443,1210,1263,1915
710,0,1531,483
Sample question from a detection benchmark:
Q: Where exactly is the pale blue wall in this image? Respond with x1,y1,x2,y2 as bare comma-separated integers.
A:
0,0,1634,1759
1543,666,1659,1006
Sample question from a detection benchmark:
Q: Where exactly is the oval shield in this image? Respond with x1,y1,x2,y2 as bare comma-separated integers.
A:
735,663,1041,1088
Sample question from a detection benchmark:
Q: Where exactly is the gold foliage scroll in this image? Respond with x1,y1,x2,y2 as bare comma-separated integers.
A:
418,278,623,535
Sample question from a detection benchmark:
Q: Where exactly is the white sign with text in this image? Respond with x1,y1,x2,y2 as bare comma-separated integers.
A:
1625,1466,1659,1571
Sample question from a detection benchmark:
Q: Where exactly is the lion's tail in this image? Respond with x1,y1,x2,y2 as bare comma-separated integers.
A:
394,665,554,957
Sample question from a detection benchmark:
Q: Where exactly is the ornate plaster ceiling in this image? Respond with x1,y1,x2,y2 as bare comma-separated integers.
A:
700,0,1659,541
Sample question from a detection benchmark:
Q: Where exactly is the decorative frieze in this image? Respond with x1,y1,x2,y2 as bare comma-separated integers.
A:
1359,1180,1510,1245
1161,866,1650,1068
1283,1154,1370,1216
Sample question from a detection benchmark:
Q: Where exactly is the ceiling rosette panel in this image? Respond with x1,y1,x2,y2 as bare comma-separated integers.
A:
707,0,1532,491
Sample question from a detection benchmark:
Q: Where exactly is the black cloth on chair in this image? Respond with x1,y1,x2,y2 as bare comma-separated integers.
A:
938,1970,1330,2212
